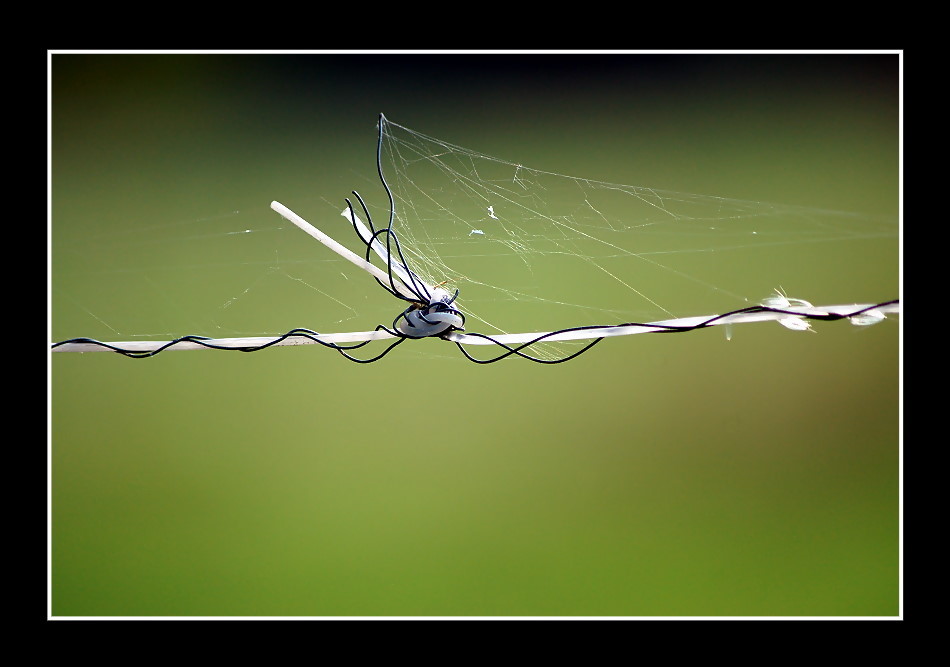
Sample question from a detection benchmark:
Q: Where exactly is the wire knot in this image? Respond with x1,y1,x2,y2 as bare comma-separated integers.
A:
394,287,465,338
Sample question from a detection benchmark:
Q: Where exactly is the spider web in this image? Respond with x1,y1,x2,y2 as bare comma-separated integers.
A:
370,117,898,357
51,116,898,361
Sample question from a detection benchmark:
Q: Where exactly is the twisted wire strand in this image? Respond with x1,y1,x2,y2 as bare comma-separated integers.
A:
52,299,899,363
449,300,899,364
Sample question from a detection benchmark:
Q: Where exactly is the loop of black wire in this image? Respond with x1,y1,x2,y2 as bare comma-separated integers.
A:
345,192,428,305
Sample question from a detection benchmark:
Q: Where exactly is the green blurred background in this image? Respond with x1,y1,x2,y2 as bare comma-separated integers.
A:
50,53,899,617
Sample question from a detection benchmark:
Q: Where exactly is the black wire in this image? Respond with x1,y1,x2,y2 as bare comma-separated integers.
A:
369,113,433,303
344,117,430,304
51,327,408,363
448,300,900,364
